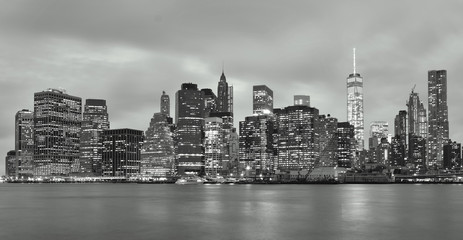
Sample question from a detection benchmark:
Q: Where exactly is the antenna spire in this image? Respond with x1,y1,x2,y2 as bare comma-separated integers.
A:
222,60,224,74
353,48,356,75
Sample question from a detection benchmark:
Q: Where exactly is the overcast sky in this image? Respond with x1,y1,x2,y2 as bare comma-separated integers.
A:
2,0,463,175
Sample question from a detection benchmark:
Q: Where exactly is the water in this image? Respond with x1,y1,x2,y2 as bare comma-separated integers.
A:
1,183,462,240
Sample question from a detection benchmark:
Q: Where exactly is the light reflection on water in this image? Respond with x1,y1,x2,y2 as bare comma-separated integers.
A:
1,184,462,240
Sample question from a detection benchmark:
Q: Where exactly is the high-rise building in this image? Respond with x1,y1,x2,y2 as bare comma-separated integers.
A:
443,140,461,169
428,70,449,168
175,83,205,175
318,114,338,167
33,88,82,176
204,117,224,176
253,85,273,115
15,109,34,178
201,88,217,118
239,115,274,176
392,110,407,166
294,95,310,107
217,70,230,113
407,89,427,169
337,122,355,168
161,91,170,117
5,150,16,177
141,113,175,177
346,48,364,151
369,121,389,150
102,128,143,177
407,89,427,138
79,99,110,176
274,106,319,171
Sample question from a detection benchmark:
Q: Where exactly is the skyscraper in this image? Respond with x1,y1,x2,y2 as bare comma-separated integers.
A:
407,88,427,169
273,106,319,171
160,91,170,117
141,113,175,177
337,122,355,168
79,99,110,176
15,109,34,178
33,88,82,176
346,48,364,151
369,121,389,150
217,70,229,113
318,114,338,166
204,117,224,176
253,85,273,115
201,88,217,118
102,128,143,177
428,70,449,168
294,95,310,107
175,83,205,175
239,115,274,176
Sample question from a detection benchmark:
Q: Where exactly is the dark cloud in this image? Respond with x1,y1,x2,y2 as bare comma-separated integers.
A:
2,0,463,174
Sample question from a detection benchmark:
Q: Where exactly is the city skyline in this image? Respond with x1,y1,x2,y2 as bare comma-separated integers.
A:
2,1,463,175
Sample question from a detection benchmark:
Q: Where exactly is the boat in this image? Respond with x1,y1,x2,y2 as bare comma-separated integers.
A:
175,176,205,185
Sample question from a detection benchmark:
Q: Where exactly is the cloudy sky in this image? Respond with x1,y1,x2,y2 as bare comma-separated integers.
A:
1,0,463,175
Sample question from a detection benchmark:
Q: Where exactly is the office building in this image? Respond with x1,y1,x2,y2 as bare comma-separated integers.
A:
318,114,338,166
204,117,224,176
369,121,389,150
5,150,16,177
33,88,82,176
428,70,449,168
201,88,217,118
346,49,364,151
274,106,319,171
443,140,461,169
239,115,275,176
141,113,175,177
175,83,205,175
294,95,310,107
79,99,110,176
253,85,273,115
337,122,355,168
217,70,232,113
102,128,143,177
407,89,427,168
15,109,34,178
160,91,170,117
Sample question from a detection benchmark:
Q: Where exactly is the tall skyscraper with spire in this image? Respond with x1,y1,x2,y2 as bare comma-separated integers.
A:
161,91,170,117
346,48,364,151
428,70,449,168
217,69,229,113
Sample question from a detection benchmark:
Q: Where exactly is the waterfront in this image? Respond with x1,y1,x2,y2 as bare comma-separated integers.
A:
0,184,462,240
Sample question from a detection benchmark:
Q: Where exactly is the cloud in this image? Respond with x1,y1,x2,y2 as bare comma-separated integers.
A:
2,0,463,174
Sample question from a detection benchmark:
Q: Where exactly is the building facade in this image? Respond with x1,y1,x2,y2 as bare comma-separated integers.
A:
274,106,319,171
253,85,273,115
346,49,364,151
79,99,110,176
428,70,449,168
141,113,175,177
204,117,224,176
15,109,34,178
175,83,205,175
102,128,143,177
33,88,82,176
161,91,170,117
294,95,310,107
318,115,338,167
337,122,355,168
239,115,275,176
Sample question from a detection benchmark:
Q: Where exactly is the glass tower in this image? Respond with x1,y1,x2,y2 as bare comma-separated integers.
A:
428,70,449,168
346,48,364,151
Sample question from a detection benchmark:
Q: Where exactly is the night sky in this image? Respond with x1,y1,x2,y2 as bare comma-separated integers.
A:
2,0,463,175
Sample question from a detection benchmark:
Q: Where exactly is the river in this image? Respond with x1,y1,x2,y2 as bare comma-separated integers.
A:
0,183,461,240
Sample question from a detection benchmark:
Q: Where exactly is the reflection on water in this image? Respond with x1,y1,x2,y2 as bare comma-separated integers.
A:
1,184,462,240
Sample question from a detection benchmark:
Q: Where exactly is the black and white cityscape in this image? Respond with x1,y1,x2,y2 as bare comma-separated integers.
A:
2,1,463,184
2,58,461,183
